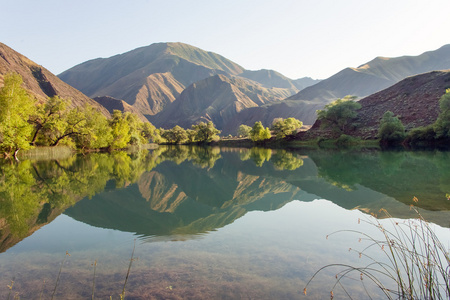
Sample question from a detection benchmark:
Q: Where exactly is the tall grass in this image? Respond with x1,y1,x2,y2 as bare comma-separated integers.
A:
120,239,137,300
51,251,70,300
20,146,74,161
304,199,450,299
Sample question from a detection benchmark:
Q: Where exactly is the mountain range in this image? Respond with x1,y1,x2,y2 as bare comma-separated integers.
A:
1,41,450,135
58,42,450,134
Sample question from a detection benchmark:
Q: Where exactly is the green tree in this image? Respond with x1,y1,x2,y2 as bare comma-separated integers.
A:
317,96,361,133
192,121,220,142
271,117,303,139
161,125,188,144
140,121,156,143
378,111,406,144
109,110,131,149
0,73,36,159
237,124,252,138
30,96,70,146
123,112,146,145
249,121,271,142
434,89,450,139
186,129,197,143
75,105,112,149
49,107,86,146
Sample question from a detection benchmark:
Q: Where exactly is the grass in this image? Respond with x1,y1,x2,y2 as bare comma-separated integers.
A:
304,198,450,299
19,146,74,161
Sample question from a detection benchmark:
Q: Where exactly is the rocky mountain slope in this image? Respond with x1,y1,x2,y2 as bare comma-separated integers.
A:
150,74,289,129
93,96,148,122
284,44,450,125
58,42,319,128
290,44,450,102
299,70,450,139
0,42,109,115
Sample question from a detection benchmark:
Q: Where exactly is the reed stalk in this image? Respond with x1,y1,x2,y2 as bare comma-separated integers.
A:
51,251,70,300
304,200,450,299
120,240,137,300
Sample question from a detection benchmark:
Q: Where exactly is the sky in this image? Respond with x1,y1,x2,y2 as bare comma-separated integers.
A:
1,0,450,80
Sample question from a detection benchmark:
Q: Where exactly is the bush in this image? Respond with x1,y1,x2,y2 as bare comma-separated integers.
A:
378,111,406,144
317,96,361,134
406,126,436,145
271,117,303,139
249,121,271,142
335,134,360,147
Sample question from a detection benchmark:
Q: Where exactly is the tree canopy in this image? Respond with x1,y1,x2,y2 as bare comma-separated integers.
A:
0,73,36,158
317,96,361,133
249,121,271,142
434,88,450,139
378,111,405,144
0,73,156,157
271,117,303,139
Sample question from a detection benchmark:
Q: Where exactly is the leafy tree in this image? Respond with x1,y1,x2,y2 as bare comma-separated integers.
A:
50,107,87,146
434,89,450,139
237,124,252,138
152,128,166,144
140,121,156,143
74,105,112,149
317,96,361,133
271,117,303,139
192,121,220,142
186,129,197,143
30,96,70,146
161,125,188,144
378,111,406,144
249,121,271,142
0,73,36,159
123,112,146,145
109,110,131,149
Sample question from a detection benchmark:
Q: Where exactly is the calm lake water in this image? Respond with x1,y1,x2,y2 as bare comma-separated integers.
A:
0,146,449,299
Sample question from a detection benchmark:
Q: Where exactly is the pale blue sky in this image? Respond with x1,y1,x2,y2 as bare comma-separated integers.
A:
1,0,450,79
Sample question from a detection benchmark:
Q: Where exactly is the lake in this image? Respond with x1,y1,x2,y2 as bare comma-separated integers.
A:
0,146,449,299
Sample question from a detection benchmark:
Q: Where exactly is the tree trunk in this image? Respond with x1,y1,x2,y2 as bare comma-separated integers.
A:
13,149,20,161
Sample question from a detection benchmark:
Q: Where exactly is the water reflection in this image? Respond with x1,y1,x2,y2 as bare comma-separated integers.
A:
1,146,449,252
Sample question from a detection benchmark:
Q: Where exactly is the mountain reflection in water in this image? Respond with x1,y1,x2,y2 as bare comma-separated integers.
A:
1,146,450,251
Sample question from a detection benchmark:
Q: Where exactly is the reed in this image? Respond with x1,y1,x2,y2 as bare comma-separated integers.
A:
91,260,97,300
120,240,137,300
304,199,450,299
51,251,70,300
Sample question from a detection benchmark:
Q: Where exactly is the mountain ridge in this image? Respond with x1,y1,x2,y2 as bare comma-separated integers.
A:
0,42,109,115
58,42,313,119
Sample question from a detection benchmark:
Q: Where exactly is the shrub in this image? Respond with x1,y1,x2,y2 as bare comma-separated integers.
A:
378,111,406,144
317,96,361,134
249,121,271,142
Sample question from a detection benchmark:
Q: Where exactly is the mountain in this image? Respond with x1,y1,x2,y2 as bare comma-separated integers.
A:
58,42,249,116
58,42,317,123
299,70,450,140
286,44,450,124
93,96,148,122
240,69,320,91
0,43,109,115
150,74,289,129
